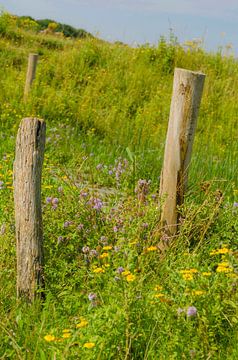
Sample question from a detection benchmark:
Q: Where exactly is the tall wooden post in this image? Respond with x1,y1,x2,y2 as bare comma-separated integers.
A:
14,118,46,301
24,54,38,101
160,68,205,235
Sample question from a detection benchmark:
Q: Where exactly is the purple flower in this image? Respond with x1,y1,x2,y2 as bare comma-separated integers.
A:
108,170,113,175
46,197,52,204
233,202,238,208
187,306,197,317
88,292,97,301
0,181,4,189
63,221,71,228
113,226,118,233
116,266,124,274
142,223,149,229
52,198,59,205
80,191,89,198
88,197,103,211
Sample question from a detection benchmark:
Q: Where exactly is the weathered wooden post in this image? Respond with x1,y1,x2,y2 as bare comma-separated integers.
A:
24,54,38,101
160,68,205,235
14,118,46,301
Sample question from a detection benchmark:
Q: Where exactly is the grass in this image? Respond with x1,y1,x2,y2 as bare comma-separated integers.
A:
0,12,238,359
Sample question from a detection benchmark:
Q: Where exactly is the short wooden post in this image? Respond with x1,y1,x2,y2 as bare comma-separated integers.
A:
24,54,38,101
160,68,205,235
14,118,46,301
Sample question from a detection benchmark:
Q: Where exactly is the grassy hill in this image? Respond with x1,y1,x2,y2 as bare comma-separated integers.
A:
0,12,238,359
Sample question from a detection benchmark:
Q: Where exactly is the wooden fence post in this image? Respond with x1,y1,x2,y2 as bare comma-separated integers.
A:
160,68,205,235
14,118,46,301
24,54,38,101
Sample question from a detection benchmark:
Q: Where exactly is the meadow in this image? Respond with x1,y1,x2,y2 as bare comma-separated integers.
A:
0,12,238,359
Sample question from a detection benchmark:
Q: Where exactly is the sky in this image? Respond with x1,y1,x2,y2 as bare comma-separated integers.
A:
1,0,238,54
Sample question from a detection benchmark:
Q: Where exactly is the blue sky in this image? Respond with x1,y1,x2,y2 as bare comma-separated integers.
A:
1,0,237,54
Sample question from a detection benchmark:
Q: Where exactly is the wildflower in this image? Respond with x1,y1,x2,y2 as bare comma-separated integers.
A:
52,198,59,205
96,164,103,170
63,221,71,228
182,273,193,281
90,249,98,257
146,246,157,252
233,202,238,207
0,181,4,189
154,293,164,298
99,252,108,259
82,246,90,254
216,263,233,273
76,320,88,328
46,197,52,204
210,248,230,255
77,224,84,231
88,293,97,301
126,274,136,282
62,329,71,333
116,266,125,274
93,267,105,273
154,285,163,291
121,270,131,276
62,333,71,339
44,334,56,342
191,290,206,296
202,272,212,277
103,245,112,251
187,306,197,317
83,342,95,349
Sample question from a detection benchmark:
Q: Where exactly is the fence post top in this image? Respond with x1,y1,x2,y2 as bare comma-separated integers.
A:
174,68,206,77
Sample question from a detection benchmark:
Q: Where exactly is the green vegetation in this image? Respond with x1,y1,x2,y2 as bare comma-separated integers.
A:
0,12,238,359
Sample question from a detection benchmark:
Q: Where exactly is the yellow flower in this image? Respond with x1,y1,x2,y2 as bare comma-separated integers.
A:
210,248,231,256
122,270,131,277
93,267,105,273
83,342,95,349
182,273,193,281
202,272,212,277
62,329,71,333
103,246,112,250
179,269,198,274
99,252,109,259
126,274,136,282
62,333,71,338
154,285,163,291
191,290,206,296
103,263,110,268
76,320,88,328
44,334,56,342
154,293,164,298
146,246,157,252
216,266,233,273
